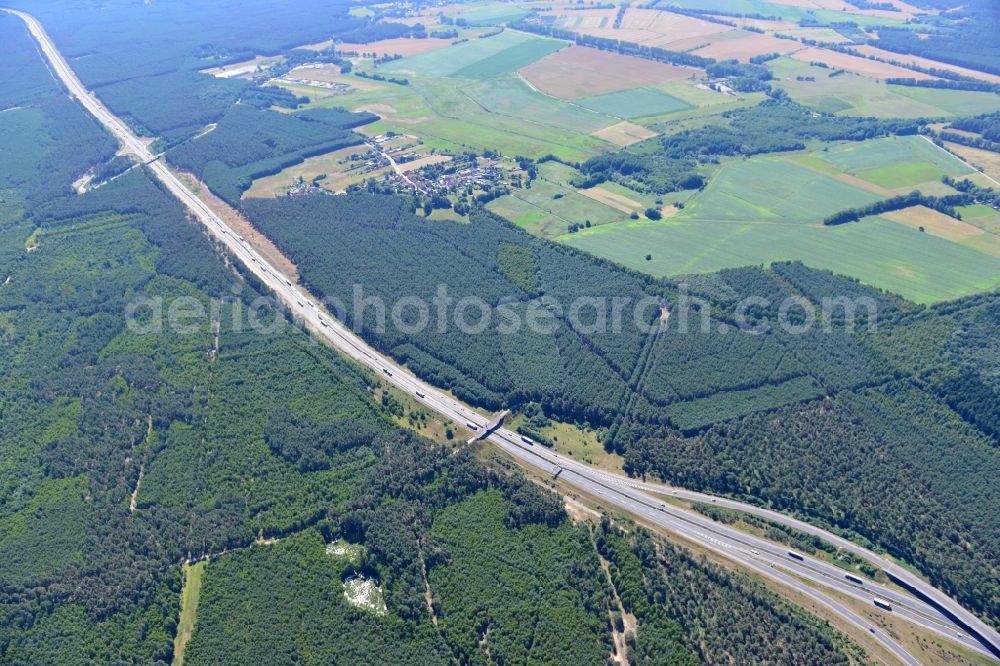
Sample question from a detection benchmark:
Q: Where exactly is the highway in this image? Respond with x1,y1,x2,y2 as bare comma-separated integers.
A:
7,8,996,663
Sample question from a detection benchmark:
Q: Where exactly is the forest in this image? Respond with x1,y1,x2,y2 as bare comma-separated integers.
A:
245,191,1000,628
166,105,374,204
0,15,866,663
871,0,1000,76
2,0,410,146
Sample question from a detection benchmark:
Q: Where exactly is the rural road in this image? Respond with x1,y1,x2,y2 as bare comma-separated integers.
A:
6,8,997,663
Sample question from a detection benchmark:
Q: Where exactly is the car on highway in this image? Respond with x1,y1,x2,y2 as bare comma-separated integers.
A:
382,368,392,376
415,391,425,398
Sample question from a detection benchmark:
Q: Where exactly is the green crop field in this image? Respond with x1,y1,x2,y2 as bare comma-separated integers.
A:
452,38,566,79
379,31,564,79
576,88,692,119
819,135,972,174
488,174,626,237
462,75,612,133
676,155,882,222
559,214,1000,303
858,162,950,189
769,59,1000,118
795,135,974,191
888,85,1000,118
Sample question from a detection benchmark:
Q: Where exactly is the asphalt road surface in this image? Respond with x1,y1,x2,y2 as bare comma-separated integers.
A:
7,8,996,663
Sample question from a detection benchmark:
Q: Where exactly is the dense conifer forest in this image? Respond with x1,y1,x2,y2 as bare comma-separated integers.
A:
246,192,1000,626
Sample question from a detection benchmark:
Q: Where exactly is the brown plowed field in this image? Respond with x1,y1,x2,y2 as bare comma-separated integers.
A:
693,33,802,62
520,45,697,99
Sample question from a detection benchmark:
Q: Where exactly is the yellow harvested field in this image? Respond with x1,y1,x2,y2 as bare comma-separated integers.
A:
621,8,731,42
580,185,643,213
561,8,733,49
882,206,986,242
399,154,451,172
943,142,1000,185
334,37,455,58
852,45,1000,84
520,45,696,99
693,33,802,62
791,47,937,80
591,121,658,147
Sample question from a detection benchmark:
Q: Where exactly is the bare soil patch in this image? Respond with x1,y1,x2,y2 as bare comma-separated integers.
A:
591,121,658,147
791,47,937,80
520,45,696,99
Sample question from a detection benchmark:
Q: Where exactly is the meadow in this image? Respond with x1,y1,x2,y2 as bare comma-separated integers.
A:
462,75,612,133
576,88,692,119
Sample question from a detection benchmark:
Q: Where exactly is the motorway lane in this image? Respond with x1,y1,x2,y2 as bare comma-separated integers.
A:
494,434,1000,657
486,431,990,656
9,8,995,662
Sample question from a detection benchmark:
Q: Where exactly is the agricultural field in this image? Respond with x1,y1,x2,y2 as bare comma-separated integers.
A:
770,58,1000,118
378,30,564,79
591,121,658,147
462,75,611,133
487,161,629,237
659,0,917,27
243,143,383,197
795,134,976,193
438,1,532,25
273,28,739,164
789,47,937,81
676,155,883,223
542,7,734,49
557,138,1000,302
575,88,692,120
943,141,1000,183
519,44,697,99
560,213,1000,303
691,32,800,62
